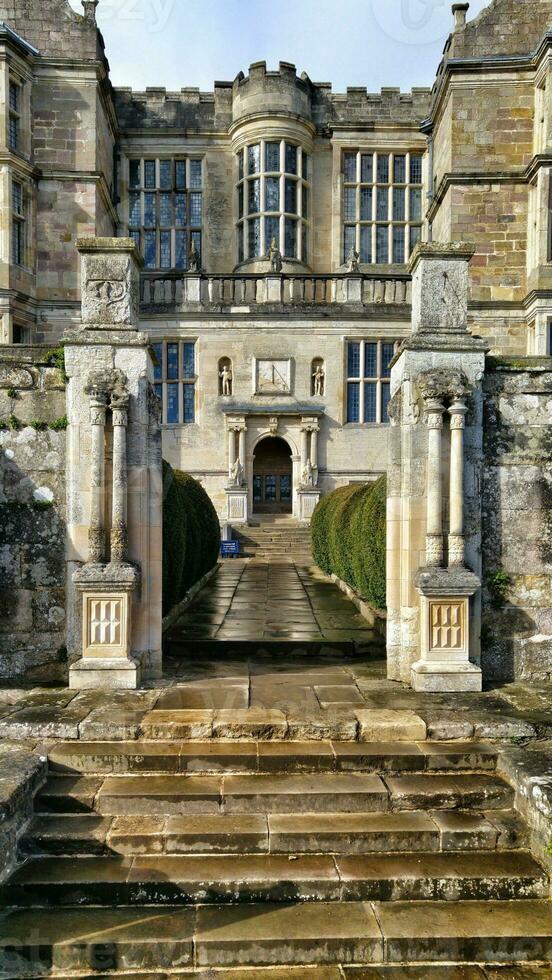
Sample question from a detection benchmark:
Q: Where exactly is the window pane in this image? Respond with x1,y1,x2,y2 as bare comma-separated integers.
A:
284,217,297,257
344,187,356,220
144,230,156,268
393,187,405,221
265,177,279,211
360,187,372,221
393,226,405,263
191,230,201,257
238,224,244,263
183,384,195,423
175,193,186,226
9,81,19,112
410,187,422,221
361,153,373,183
175,230,186,269
266,142,280,171
410,154,423,183
344,152,357,182
248,178,260,214
167,343,179,380
382,343,395,378
410,225,422,254
393,155,406,183
129,160,141,189
175,161,186,190
253,475,262,502
238,151,244,181
285,178,297,214
9,116,18,150
248,144,260,174
238,184,244,218
130,230,141,253
360,225,372,263
347,382,360,423
152,343,163,381
280,475,291,501
344,225,356,262
302,152,309,180
190,192,202,224
12,181,22,214
144,160,156,189
190,160,202,189
376,187,388,221
159,160,172,190
382,383,392,421
144,193,156,227
377,154,389,183
248,217,261,257
302,185,308,219
348,341,361,377
154,383,162,406
364,383,377,423
364,343,377,378
302,223,308,263
167,385,179,424
265,475,277,502
376,225,389,263
159,193,173,226
160,230,171,268
12,219,22,265
265,215,279,248
183,342,195,378
129,193,141,226
285,143,297,175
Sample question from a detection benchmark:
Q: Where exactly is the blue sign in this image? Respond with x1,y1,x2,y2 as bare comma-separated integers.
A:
220,540,240,557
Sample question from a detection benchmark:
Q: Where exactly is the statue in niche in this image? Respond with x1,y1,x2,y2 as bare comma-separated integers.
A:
302,459,316,487
268,238,283,274
219,364,233,396
313,364,325,397
230,457,245,487
346,246,360,274
189,240,201,273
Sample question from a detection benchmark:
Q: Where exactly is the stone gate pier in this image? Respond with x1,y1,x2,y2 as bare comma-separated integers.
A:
64,239,163,689
387,243,487,693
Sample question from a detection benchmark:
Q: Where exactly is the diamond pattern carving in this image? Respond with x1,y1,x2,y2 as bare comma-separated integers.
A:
430,601,464,651
89,599,122,647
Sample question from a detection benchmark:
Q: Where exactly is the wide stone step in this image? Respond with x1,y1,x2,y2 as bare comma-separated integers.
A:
1,850,547,905
20,808,525,857
44,740,499,776
1,901,551,972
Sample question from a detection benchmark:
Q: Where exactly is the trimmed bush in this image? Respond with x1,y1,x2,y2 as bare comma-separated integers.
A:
311,476,387,610
162,461,220,615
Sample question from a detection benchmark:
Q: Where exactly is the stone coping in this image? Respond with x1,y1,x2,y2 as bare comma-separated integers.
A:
0,743,46,881
162,564,221,636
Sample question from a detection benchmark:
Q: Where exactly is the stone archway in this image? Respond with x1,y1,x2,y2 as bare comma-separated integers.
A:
252,436,293,514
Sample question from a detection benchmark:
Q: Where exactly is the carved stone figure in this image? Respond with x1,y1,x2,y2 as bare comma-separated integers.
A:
313,364,325,397
302,459,315,487
230,458,245,487
189,240,201,273
268,238,283,273
220,365,233,396
346,247,360,274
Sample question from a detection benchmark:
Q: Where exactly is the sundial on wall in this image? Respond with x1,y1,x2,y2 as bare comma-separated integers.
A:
255,359,291,394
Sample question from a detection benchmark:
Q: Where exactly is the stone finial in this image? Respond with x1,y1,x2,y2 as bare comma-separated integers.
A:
77,238,143,330
452,3,469,31
409,241,476,337
82,0,99,23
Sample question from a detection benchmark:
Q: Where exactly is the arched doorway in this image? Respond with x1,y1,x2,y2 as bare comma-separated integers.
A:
253,437,293,514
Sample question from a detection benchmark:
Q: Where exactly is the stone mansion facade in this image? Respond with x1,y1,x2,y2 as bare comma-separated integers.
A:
2,0,552,526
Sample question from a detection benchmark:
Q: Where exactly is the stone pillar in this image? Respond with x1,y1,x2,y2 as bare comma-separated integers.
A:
297,417,321,523
225,415,248,524
448,398,468,567
65,238,162,689
228,428,236,480
387,242,486,693
238,427,246,468
310,427,318,469
300,427,309,474
88,385,107,563
424,396,445,567
111,392,130,564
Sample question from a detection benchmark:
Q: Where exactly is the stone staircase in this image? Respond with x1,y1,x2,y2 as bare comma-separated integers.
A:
233,518,313,562
1,738,551,976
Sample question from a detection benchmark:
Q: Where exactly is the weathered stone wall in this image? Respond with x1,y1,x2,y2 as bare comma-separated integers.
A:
0,348,67,685
481,359,552,682
0,0,105,62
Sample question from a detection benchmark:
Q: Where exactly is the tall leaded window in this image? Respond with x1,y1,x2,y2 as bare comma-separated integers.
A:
12,179,25,266
236,140,310,263
151,340,197,425
342,151,424,265
8,80,21,152
128,158,202,270
346,340,398,424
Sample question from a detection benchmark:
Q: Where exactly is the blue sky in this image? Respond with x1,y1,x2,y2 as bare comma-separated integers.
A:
68,0,491,92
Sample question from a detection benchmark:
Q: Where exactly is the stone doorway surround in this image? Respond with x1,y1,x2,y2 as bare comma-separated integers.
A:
252,435,293,514
223,406,323,524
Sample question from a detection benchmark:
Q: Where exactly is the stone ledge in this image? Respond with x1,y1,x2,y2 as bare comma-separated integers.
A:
0,743,47,882
497,744,552,876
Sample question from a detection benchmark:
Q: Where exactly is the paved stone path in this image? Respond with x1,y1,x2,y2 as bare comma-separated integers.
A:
169,561,379,644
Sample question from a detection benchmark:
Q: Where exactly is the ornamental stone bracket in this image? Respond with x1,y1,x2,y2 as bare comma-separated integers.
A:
386,242,487,694
65,238,163,691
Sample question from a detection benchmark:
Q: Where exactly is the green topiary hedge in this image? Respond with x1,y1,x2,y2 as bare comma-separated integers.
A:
311,476,387,610
162,461,220,615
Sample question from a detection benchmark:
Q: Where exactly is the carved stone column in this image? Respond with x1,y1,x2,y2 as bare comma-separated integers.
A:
310,426,319,471
448,398,468,567
238,426,246,468
88,385,108,563
300,427,309,476
228,427,236,481
111,390,130,563
424,396,445,568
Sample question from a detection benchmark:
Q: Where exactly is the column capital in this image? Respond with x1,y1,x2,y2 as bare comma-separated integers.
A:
449,399,468,429
424,399,445,429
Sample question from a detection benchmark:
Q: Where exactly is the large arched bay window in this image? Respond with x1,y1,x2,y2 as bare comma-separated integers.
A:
236,140,310,264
